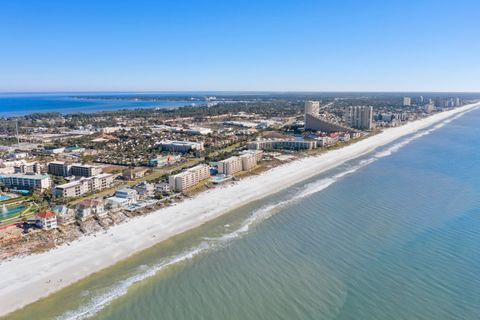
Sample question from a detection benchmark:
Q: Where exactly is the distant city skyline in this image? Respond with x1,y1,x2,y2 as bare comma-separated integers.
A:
1,0,479,92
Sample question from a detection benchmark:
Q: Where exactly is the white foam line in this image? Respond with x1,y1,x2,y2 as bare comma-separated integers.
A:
1,102,479,318
48,105,480,319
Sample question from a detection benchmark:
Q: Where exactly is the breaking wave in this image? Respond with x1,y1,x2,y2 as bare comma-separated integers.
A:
56,109,473,320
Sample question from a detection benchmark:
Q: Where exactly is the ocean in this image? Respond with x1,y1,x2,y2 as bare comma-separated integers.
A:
5,108,480,319
0,93,199,117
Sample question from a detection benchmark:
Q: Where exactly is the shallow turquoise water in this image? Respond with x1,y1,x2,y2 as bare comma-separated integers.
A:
0,204,26,220
6,108,480,320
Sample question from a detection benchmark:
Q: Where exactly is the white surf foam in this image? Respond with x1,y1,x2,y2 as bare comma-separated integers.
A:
56,106,476,320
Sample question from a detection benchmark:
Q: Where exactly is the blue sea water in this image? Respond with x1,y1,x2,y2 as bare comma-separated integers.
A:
0,93,200,117
5,107,480,320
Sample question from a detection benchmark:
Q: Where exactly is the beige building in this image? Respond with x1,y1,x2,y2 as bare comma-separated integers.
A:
240,153,258,171
70,164,103,177
123,167,148,180
217,156,243,176
53,173,114,198
168,164,210,192
217,151,262,176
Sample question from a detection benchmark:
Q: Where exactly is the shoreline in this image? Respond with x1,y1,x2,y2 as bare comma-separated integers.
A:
1,102,479,317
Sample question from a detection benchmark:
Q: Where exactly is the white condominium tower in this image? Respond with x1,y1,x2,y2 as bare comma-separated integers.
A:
304,100,320,121
347,106,373,130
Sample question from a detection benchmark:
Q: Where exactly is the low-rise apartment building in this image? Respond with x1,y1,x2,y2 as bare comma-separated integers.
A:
158,140,205,153
14,161,41,174
247,139,317,151
48,162,103,177
53,173,114,198
168,164,210,192
48,161,71,176
0,174,51,191
71,164,103,177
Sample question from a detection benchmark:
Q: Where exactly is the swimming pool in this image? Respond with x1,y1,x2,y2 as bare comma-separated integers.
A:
0,204,26,220
0,195,11,201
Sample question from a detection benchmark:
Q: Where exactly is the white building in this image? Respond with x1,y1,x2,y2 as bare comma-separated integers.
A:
403,97,411,106
53,173,114,198
168,164,210,192
106,188,139,207
347,106,373,130
0,174,51,191
36,211,57,230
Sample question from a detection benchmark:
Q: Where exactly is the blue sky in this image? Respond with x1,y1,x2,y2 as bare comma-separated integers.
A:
1,0,479,92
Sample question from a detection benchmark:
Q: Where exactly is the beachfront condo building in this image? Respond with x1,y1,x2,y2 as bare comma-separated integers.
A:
14,161,41,175
158,140,205,153
53,173,114,198
247,139,317,151
70,164,103,177
347,106,373,130
217,157,243,176
168,164,210,192
48,161,71,176
48,162,103,177
239,150,264,163
217,152,262,176
240,153,259,171
0,174,52,191
403,97,412,106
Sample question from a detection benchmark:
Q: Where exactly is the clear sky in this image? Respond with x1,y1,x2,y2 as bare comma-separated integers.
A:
1,0,479,92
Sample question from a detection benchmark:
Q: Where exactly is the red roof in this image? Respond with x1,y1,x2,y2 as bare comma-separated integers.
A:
37,211,56,219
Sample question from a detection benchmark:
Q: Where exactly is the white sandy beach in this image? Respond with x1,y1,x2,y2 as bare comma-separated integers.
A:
0,102,479,317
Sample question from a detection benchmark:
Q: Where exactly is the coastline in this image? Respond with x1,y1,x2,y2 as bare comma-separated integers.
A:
0,102,479,317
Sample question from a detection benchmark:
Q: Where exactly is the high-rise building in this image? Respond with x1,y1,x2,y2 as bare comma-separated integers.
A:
304,101,320,121
455,97,461,107
304,101,351,132
347,106,373,130
424,103,435,113
403,97,411,106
